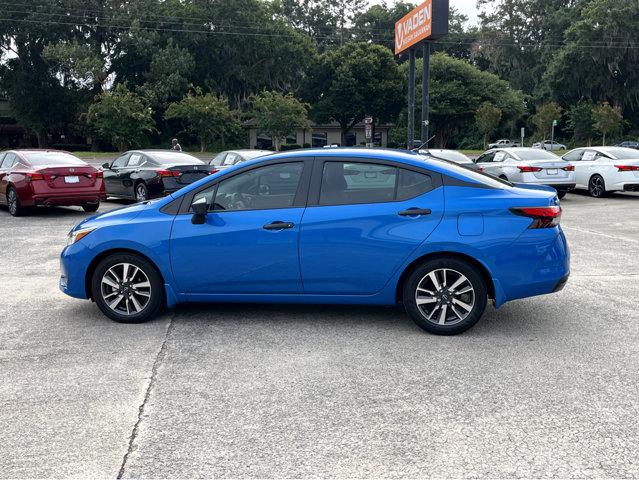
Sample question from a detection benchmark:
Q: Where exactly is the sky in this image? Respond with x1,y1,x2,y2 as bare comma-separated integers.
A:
375,0,481,25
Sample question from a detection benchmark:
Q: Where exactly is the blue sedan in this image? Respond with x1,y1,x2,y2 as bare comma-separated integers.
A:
60,148,569,335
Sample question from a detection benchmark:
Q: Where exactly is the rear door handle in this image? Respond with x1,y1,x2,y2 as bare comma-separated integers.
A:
398,208,431,216
263,221,295,230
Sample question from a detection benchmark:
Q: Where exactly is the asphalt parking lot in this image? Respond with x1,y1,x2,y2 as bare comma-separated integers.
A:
1,192,638,478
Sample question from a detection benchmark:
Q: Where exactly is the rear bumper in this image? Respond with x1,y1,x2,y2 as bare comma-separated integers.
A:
622,184,639,192
32,192,106,207
547,183,576,192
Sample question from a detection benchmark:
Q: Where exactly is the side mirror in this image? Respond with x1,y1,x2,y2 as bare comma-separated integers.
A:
191,197,208,225
102,162,110,169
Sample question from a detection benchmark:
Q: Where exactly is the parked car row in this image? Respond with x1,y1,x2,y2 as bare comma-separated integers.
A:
0,148,274,216
432,146,639,199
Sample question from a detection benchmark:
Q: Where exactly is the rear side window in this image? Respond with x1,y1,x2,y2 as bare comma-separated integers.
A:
320,162,396,205
127,153,147,167
397,170,433,200
319,162,435,205
0,153,15,168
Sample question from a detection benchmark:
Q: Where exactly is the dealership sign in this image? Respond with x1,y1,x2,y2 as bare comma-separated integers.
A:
395,0,449,54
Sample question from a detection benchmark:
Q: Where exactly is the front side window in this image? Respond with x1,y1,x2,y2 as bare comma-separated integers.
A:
193,162,304,212
476,153,495,163
563,150,583,162
111,154,129,168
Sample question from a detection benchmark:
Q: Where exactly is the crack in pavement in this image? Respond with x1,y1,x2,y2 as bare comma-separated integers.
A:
116,314,175,479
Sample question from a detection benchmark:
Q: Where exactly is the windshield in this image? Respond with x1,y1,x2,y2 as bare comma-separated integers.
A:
23,152,86,166
242,150,271,160
423,150,472,164
601,148,639,159
513,150,560,161
148,152,204,165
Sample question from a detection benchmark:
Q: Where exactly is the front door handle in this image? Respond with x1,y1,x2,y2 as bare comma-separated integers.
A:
263,221,295,230
398,208,431,217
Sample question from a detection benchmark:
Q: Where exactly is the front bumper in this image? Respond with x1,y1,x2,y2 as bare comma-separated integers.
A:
59,243,92,299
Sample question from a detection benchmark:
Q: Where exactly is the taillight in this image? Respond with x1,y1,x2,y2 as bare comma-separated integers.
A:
477,166,485,172
517,166,543,173
562,165,575,171
158,169,180,177
93,171,104,179
25,172,45,182
208,169,218,175
615,165,639,172
510,206,562,229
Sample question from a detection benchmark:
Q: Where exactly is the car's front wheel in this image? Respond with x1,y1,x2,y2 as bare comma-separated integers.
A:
403,257,488,335
91,253,164,323
82,202,100,213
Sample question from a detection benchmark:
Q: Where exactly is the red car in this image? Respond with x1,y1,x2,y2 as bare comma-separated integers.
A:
0,150,106,216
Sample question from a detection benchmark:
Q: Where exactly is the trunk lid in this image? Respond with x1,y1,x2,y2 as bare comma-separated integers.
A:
527,160,573,180
166,164,211,185
34,165,99,188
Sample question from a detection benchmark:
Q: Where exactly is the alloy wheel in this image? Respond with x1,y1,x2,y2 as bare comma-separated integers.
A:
135,184,148,201
589,176,605,197
8,189,18,215
414,268,476,326
100,262,152,316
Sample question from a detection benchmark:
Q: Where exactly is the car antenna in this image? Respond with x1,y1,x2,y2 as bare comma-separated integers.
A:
414,135,437,151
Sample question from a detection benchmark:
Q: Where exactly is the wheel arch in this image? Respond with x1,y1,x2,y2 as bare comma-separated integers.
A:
84,248,165,301
395,251,496,304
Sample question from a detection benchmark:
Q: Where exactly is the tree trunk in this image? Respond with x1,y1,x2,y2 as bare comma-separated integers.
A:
200,139,206,152
603,133,606,146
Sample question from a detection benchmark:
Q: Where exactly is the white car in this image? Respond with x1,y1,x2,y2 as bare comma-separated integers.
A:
474,148,575,198
488,139,520,148
562,146,639,197
532,140,567,151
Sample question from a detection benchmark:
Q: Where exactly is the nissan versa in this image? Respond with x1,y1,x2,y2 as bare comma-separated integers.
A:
60,149,570,335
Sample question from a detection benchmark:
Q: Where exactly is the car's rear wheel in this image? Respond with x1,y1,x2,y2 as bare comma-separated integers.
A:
588,175,607,198
135,182,149,202
91,253,163,323
557,190,567,199
82,202,100,213
7,187,25,217
403,257,487,335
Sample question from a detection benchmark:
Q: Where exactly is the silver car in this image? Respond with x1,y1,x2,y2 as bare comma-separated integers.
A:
474,148,576,198
417,149,480,170
209,149,272,172
532,140,567,151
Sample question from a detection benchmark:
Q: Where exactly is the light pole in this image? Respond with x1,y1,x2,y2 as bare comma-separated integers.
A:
550,119,557,150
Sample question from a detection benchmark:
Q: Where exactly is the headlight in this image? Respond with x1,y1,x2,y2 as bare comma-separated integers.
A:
67,227,96,246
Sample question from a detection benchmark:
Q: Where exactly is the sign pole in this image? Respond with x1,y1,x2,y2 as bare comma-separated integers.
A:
421,41,430,148
407,48,416,150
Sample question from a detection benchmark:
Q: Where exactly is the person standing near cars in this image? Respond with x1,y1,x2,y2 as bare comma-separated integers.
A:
171,138,182,151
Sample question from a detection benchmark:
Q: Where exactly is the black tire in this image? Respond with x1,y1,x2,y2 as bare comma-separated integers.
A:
588,174,607,198
134,182,149,202
91,253,164,323
403,257,488,335
82,202,100,213
557,190,567,199
7,187,25,217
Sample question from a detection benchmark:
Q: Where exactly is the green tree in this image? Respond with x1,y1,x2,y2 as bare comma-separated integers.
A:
86,85,155,151
475,102,503,148
251,91,309,151
304,42,403,143
476,0,585,95
592,102,623,146
399,53,526,148
165,90,240,152
351,2,415,52
567,100,595,145
532,102,562,141
541,0,639,112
